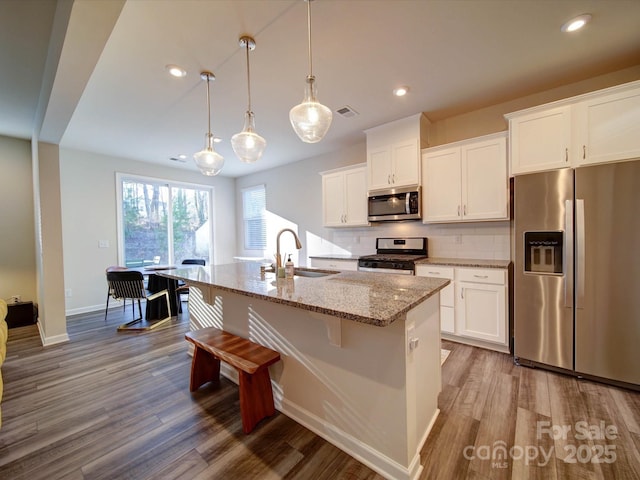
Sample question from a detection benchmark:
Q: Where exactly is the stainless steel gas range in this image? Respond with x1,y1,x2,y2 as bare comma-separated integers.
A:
357,237,428,275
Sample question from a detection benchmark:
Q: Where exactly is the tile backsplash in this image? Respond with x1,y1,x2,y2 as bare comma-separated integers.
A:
317,221,511,260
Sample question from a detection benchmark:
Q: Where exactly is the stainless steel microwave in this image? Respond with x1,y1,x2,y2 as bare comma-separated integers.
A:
367,186,421,222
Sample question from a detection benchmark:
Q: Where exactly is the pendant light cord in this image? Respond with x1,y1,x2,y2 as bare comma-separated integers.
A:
205,75,211,136
307,0,313,78
245,41,252,112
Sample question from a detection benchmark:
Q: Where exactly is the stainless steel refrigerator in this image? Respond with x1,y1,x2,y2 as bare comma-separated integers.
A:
514,160,640,388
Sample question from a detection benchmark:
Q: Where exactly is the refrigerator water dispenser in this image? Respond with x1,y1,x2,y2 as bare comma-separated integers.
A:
524,231,563,274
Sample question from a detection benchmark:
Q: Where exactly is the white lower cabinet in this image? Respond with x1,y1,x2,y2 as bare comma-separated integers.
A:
416,264,509,352
310,258,359,271
415,265,454,334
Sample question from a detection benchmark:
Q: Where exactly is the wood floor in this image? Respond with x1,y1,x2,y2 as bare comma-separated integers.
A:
1,307,639,479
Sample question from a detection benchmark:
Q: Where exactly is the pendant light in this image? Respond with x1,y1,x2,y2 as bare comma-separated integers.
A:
193,71,224,176
231,36,267,163
289,0,332,143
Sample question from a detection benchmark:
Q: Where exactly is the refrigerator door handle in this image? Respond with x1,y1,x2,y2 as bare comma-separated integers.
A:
565,199,574,309
576,199,585,309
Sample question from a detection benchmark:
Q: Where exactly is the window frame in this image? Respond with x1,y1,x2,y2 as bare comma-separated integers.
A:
115,172,215,266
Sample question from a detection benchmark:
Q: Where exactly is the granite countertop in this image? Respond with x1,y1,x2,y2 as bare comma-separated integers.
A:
159,263,449,327
416,257,511,269
308,254,362,261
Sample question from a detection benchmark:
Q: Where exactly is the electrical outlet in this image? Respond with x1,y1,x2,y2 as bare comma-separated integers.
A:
98,240,110,248
11,294,21,303
65,289,72,298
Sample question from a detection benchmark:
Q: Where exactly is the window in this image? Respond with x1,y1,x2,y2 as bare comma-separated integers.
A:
117,174,213,266
242,185,266,250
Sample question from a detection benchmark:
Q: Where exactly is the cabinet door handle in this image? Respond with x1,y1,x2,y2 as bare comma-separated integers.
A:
464,205,467,215
387,174,391,184
583,145,586,159
428,271,441,275
457,205,461,216
461,288,464,299
473,275,489,279
565,147,569,162
392,174,396,183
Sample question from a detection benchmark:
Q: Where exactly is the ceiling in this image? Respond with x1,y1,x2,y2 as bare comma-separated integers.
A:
2,0,639,178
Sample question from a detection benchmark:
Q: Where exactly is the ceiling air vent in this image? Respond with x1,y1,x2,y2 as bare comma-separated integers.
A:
336,105,359,118
169,156,187,163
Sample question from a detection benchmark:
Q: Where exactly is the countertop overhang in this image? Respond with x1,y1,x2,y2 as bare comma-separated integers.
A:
159,263,449,327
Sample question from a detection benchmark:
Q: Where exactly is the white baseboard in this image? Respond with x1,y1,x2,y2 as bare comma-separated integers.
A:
66,301,125,317
278,397,430,480
37,321,70,346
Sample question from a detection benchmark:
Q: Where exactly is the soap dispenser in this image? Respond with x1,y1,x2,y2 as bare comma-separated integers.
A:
285,255,294,279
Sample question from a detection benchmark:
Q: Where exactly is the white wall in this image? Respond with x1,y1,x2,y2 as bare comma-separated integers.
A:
235,142,368,267
0,135,36,303
60,148,237,314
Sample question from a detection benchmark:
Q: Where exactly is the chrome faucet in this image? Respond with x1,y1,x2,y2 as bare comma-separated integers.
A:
276,228,302,268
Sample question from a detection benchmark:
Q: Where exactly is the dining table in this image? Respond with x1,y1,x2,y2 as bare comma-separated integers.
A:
125,265,181,319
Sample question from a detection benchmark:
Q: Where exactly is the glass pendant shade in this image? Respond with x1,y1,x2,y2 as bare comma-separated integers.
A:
194,133,224,176
193,71,223,176
289,75,332,143
231,111,266,163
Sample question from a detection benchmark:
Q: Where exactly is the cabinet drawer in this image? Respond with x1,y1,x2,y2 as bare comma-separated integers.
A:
456,268,506,285
310,258,358,271
416,265,454,279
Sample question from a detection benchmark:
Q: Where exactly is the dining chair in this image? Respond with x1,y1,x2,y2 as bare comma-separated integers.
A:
177,259,206,302
105,270,172,331
105,266,128,317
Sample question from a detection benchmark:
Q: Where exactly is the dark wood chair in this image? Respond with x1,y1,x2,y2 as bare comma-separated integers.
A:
105,270,172,331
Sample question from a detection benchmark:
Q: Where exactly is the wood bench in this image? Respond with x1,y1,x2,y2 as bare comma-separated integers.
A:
184,327,281,433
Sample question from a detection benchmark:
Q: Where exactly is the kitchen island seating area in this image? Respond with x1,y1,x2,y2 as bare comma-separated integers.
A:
185,327,281,434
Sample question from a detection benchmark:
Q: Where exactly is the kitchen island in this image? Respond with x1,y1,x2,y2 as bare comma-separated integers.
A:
160,263,449,480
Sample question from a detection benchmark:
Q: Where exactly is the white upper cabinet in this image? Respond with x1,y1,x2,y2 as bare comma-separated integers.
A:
321,164,369,227
365,113,430,191
573,86,640,166
508,106,572,175
422,147,461,222
422,132,508,223
506,80,640,175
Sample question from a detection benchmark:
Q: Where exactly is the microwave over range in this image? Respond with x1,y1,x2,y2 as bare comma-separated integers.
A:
367,186,421,222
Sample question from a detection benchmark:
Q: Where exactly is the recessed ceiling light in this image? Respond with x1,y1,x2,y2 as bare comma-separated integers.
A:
393,86,410,97
166,64,187,77
561,14,592,33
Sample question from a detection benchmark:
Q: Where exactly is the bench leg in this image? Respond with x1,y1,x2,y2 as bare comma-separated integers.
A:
238,368,276,434
189,347,221,392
